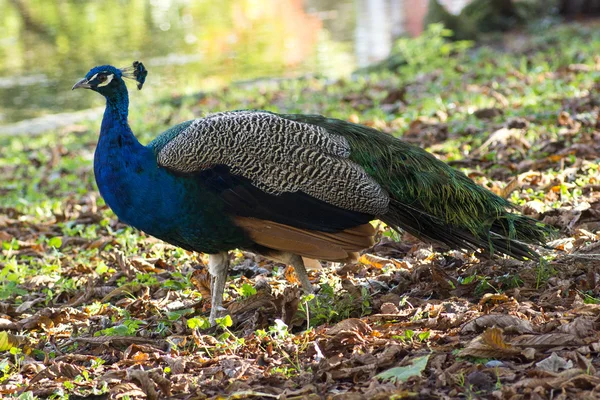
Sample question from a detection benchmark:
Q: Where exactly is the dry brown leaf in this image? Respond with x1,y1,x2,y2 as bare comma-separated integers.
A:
475,127,526,155
71,335,163,348
358,254,389,269
279,286,300,326
37,315,54,330
330,364,377,380
131,352,150,363
474,107,504,119
227,292,276,316
128,369,159,400
29,362,82,385
0,331,30,350
87,236,114,249
557,317,598,339
283,384,319,398
573,351,596,375
512,377,557,390
558,111,574,127
0,318,19,330
110,382,146,399
511,333,583,349
284,265,301,284
129,256,166,273
461,314,534,334
101,283,142,302
380,302,400,314
478,293,511,306
560,374,600,390
162,355,186,375
498,177,520,199
148,370,172,398
459,327,522,359
19,307,88,330
115,250,137,278
568,63,592,72
14,299,44,314
190,269,211,299
481,327,514,349
327,318,372,336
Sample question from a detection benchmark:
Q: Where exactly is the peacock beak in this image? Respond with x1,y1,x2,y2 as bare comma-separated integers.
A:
72,78,92,90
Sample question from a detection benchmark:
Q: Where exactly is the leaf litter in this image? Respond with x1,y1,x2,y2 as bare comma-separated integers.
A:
1,23,600,399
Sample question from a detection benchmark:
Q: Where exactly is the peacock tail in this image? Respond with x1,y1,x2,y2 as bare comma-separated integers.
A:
280,113,554,259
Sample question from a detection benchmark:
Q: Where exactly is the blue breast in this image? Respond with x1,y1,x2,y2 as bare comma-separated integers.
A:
93,116,249,254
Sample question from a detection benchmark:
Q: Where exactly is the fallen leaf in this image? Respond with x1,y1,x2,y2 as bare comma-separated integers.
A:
511,333,583,349
459,327,522,359
462,314,534,334
0,331,28,351
190,269,211,299
376,354,430,383
536,352,574,373
557,317,598,339
327,318,372,336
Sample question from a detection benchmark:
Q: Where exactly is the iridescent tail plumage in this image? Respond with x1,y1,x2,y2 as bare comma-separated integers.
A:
281,113,555,260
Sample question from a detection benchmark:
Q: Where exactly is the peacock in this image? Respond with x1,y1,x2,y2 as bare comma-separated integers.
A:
73,62,554,324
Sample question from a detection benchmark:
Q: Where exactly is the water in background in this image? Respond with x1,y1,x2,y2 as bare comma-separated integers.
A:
0,0,469,126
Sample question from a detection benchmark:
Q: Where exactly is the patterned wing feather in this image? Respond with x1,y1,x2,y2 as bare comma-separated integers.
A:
155,111,389,216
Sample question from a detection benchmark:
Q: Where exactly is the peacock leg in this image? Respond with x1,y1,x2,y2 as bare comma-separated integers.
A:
208,252,230,325
287,254,314,293
259,250,315,293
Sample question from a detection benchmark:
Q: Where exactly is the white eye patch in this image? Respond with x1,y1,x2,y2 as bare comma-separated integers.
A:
97,73,114,87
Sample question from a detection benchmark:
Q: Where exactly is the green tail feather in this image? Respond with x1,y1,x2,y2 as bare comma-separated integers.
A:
281,113,556,260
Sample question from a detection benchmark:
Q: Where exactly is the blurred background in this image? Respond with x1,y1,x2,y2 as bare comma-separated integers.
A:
0,0,594,130
0,0,474,128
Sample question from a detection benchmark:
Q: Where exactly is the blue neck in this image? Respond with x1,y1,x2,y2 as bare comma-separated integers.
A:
94,86,152,226
97,84,145,158
105,86,130,125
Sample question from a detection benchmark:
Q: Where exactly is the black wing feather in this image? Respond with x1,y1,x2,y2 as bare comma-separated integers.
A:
196,165,373,232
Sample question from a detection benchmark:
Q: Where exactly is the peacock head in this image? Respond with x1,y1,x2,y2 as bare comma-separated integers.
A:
72,61,148,96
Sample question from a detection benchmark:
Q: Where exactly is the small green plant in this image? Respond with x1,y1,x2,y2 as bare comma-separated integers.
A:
579,291,600,305
216,316,245,353
187,316,211,330
96,318,145,336
535,258,555,289
418,331,431,342
16,392,37,400
90,358,106,369
255,320,305,377
392,329,431,343
10,347,24,372
236,283,257,298
495,367,502,390
298,282,371,327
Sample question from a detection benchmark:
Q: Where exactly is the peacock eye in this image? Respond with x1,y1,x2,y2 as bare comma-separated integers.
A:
97,74,107,82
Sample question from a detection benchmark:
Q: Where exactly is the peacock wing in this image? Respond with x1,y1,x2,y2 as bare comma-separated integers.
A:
150,111,387,260
154,111,389,217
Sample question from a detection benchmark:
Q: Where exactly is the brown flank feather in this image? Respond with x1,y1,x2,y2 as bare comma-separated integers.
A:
234,216,375,262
